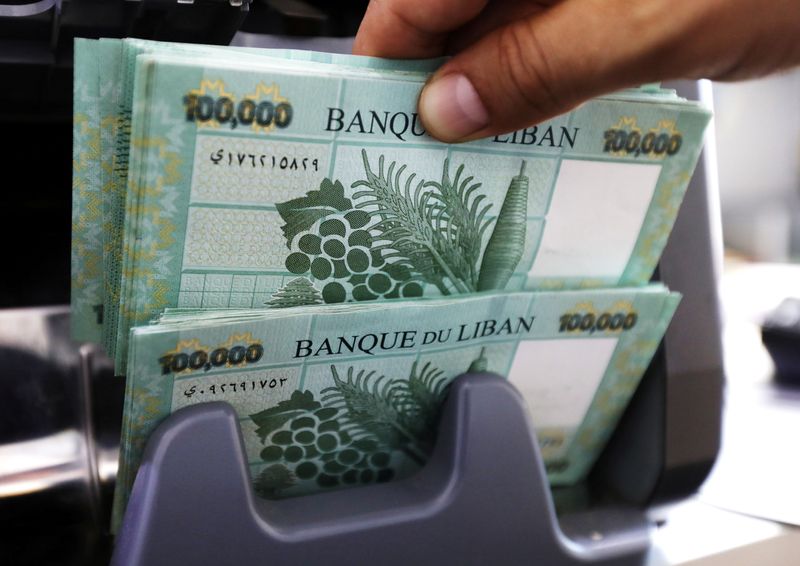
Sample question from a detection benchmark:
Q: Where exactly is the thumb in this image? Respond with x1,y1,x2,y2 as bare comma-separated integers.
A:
418,0,704,142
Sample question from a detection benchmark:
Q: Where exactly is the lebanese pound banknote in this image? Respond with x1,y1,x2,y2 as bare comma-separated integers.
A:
113,285,680,530
71,39,104,342
69,39,710,373
71,38,442,348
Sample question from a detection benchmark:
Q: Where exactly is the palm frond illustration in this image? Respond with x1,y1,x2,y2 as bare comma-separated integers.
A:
394,361,450,445
352,150,530,294
423,161,493,291
352,150,471,295
322,365,430,464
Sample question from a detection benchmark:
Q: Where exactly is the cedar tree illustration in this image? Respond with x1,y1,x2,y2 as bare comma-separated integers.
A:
267,277,323,308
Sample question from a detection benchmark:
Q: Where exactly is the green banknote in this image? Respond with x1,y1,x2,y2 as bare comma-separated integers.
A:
114,285,679,529
71,39,104,341
69,39,710,372
71,37,442,350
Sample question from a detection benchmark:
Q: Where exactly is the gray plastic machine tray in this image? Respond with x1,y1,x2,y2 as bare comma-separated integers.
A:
112,374,650,566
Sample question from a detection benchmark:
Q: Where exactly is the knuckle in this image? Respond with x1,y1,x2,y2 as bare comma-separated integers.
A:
496,22,564,119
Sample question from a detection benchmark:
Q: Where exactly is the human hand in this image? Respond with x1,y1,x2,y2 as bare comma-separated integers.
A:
354,0,800,142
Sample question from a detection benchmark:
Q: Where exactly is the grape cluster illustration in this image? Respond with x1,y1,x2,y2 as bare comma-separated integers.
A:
254,404,394,497
283,210,423,303
248,357,477,499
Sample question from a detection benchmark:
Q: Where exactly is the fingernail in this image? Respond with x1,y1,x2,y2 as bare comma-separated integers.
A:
420,73,489,142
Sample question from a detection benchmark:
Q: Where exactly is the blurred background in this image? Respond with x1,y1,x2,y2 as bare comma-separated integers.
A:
714,70,800,263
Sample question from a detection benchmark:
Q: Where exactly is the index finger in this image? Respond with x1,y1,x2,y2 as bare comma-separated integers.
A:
353,0,489,58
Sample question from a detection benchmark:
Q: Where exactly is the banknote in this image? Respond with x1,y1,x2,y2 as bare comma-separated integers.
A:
69,40,710,370
70,37,443,352
71,38,104,342
118,53,708,372
113,285,679,530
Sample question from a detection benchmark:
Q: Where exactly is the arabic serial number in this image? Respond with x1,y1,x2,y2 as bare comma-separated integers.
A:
209,149,320,172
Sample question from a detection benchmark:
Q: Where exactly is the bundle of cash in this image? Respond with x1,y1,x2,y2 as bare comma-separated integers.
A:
72,38,711,374
71,38,711,529
114,285,679,528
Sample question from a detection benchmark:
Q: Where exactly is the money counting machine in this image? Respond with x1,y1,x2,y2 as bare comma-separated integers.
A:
0,2,723,564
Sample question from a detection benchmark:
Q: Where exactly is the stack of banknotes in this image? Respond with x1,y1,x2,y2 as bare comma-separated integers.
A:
70,38,710,528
